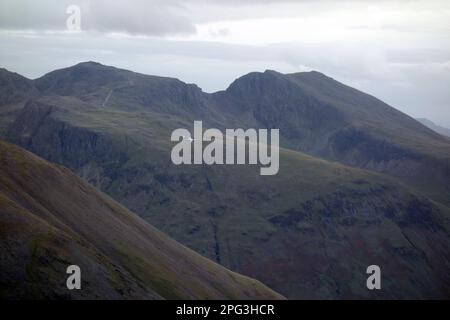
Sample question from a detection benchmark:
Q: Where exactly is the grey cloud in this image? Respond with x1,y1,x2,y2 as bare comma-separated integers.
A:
3,33,449,126
1,0,449,126
0,0,196,36
386,49,450,64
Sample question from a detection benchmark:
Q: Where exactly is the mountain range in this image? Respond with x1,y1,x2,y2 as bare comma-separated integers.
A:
1,62,449,299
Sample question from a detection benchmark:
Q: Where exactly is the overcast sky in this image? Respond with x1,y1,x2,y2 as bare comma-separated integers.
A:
1,0,449,126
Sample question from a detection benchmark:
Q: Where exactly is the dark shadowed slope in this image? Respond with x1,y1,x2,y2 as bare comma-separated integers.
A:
0,140,283,300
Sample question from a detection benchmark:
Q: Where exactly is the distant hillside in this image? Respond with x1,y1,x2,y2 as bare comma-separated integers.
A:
0,140,282,299
15,62,450,206
216,69,450,206
416,118,450,138
1,62,450,298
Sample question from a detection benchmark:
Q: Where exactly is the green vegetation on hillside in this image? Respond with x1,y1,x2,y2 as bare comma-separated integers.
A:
0,140,283,300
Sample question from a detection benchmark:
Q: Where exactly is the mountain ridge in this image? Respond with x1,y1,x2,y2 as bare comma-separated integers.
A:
2,62,450,298
416,118,450,138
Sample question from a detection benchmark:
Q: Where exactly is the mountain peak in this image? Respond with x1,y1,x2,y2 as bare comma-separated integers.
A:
71,61,115,70
34,61,129,95
75,61,104,67
286,70,332,81
0,67,32,81
263,69,282,75
225,69,290,94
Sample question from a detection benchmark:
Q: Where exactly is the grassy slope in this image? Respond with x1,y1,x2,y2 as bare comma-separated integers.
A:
0,140,283,300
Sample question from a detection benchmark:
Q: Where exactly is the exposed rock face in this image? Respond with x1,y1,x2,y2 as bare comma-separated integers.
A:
7,100,126,169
